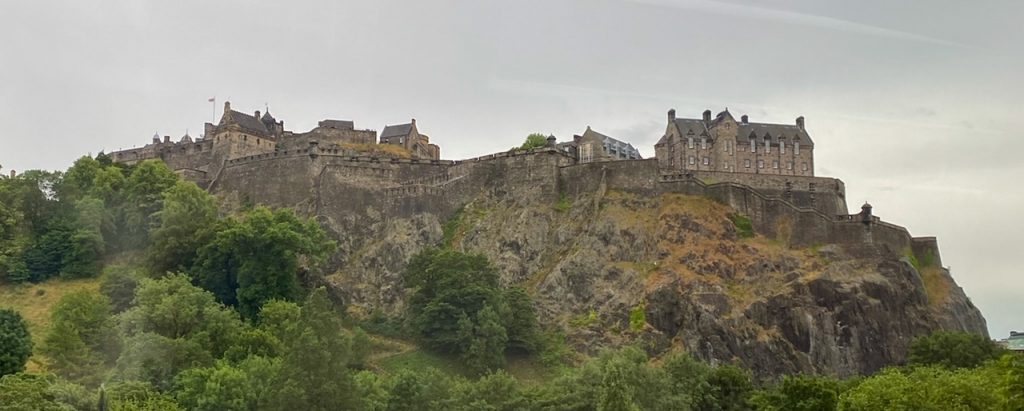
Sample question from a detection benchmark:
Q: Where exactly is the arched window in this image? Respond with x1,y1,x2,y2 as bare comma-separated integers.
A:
795,142,800,155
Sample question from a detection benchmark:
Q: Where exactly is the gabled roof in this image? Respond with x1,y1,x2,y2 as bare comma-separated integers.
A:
673,118,709,136
381,123,414,138
224,110,270,136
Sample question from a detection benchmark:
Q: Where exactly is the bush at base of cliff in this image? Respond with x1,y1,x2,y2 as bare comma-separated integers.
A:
908,331,1007,369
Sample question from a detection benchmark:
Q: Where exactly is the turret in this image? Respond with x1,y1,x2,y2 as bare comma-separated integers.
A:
546,134,557,148
860,202,873,224
741,114,749,124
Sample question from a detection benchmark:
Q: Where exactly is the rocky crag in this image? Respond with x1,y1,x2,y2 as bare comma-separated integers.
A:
208,149,987,378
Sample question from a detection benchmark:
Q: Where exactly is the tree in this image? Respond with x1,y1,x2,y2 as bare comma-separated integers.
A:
192,207,335,319
121,160,178,247
119,274,243,359
272,288,358,411
99,265,144,313
908,331,1006,369
501,287,539,353
838,366,1000,410
0,373,80,411
40,291,119,385
174,357,280,411
520,133,549,150
749,374,839,411
0,309,32,376
146,180,218,275
462,305,508,374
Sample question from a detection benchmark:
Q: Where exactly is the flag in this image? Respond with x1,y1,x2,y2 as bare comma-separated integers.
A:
208,97,215,102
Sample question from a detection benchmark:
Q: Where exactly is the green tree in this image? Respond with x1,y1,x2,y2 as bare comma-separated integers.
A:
174,357,280,411
40,291,119,385
119,274,243,359
0,309,32,377
449,370,530,411
502,287,539,353
193,207,335,319
838,366,1000,411
749,374,839,411
146,180,218,275
908,331,1006,369
0,373,79,411
120,160,178,247
99,265,144,313
462,305,509,374
384,368,454,411
271,288,357,411
520,133,549,150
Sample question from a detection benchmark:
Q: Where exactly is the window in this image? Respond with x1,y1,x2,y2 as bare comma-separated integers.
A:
701,138,707,150
702,157,709,165
787,162,793,170
688,137,694,149
744,159,751,168
780,141,786,154
765,140,771,154
750,140,756,152
772,160,779,169
580,144,593,163
795,142,800,155
723,162,729,170
688,156,695,165
758,160,764,168
802,162,808,171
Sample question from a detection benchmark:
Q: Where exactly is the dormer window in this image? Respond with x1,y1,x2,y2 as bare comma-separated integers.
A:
765,139,771,154
781,140,786,154
687,137,694,149
700,138,707,150
795,142,800,155
750,140,756,153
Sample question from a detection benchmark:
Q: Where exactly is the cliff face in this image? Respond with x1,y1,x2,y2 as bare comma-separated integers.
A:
320,188,986,378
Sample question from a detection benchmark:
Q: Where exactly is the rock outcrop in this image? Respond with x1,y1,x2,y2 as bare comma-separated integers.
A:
319,188,987,378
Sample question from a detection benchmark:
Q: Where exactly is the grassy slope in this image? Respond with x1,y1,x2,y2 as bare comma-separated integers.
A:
0,277,102,372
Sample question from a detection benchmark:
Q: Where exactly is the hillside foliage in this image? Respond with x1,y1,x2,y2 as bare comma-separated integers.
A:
0,154,1020,410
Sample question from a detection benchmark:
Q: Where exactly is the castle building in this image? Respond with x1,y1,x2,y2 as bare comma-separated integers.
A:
655,109,814,176
380,119,440,160
558,126,643,162
110,101,441,184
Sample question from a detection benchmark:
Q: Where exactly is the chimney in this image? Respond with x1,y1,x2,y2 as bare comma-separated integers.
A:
702,109,712,123
164,135,171,143
224,101,231,113
411,118,416,126
668,109,676,122
796,116,805,131
741,115,748,124
255,110,260,119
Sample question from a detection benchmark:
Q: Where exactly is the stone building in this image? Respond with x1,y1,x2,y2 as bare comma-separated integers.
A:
655,109,814,176
557,126,643,162
380,119,440,160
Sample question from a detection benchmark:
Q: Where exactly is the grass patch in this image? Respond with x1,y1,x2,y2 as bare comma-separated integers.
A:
441,206,466,248
554,194,572,213
919,266,952,308
374,349,465,376
629,304,646,332
569,309,599,328
728,213,755,238
903,248,922,270
0,277,102,372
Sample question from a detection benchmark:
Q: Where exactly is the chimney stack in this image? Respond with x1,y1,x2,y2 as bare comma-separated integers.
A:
255,110,261,120
702,109,712,123
741,115,748,124
164,135,171,144
224,101,231,113
668,109,676,122
796,116,805,131
411,118,416,126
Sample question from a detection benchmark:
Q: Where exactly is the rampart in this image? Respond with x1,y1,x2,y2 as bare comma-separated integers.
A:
207,149,941,268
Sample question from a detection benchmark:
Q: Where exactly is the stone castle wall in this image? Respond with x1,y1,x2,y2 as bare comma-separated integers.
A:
205,149,940,268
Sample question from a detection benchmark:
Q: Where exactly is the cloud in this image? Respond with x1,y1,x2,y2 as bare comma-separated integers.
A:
628,0,971,49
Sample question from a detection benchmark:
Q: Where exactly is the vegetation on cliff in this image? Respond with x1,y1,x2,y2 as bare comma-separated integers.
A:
0,153,1014,410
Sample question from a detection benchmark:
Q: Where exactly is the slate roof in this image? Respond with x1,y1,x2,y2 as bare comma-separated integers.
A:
738,123,813,146
673,118,710,136
381,123,414,138
225,110,270,136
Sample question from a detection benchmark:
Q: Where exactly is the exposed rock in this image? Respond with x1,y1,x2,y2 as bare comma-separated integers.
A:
320,189,987,378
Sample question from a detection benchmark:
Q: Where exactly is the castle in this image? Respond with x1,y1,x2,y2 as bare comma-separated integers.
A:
107,102,941,266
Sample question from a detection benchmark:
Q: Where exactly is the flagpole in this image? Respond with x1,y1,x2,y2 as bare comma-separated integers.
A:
211,97,216,124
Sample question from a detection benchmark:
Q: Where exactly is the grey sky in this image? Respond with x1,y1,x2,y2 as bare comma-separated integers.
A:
1,0,1021,338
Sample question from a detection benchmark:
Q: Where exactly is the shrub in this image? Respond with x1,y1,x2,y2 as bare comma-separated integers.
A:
729,213,754,238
